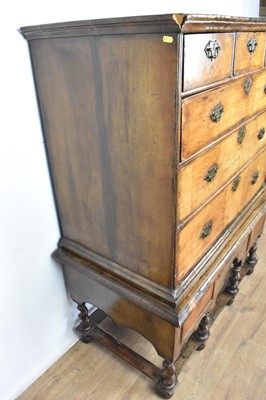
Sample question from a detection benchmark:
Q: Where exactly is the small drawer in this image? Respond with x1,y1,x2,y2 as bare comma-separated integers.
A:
234,32,266,75
176,148,266,282
181,284,214,341
181,69,266,160
178,110,266,221
183,33,234,91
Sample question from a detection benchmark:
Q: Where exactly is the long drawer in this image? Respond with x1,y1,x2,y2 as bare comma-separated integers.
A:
176,148,266,281
178,110,266,221
181,69,266,160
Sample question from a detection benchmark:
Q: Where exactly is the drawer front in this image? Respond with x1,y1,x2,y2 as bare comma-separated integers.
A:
234,32,266,75
181,284,214,341
181,231,248,342
213,242,249,299
178,111,266,221
176,149,266,282
183,33,234,91
224,150,266,223
181,69,266,160
247,212,266,249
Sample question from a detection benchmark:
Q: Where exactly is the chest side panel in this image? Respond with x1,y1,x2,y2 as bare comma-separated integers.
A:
30,33,178,288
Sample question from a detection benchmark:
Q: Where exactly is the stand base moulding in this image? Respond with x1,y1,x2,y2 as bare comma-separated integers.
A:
20,13,266,398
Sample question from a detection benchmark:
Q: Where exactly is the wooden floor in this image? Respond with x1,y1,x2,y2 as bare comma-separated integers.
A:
19,229,266,400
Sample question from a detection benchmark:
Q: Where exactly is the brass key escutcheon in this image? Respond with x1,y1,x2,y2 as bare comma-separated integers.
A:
238,126,246,144
243,77,252,95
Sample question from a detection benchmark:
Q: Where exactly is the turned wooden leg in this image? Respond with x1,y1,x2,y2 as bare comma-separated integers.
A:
155,360,177,399
246,240,258,275
75,302,93,343
225,258,242,305
194,313,210,351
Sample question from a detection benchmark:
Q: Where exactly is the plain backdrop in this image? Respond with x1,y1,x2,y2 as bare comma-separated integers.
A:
0,1,260,399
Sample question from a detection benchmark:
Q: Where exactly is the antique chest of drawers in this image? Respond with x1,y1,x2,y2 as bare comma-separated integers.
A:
21,14,266,398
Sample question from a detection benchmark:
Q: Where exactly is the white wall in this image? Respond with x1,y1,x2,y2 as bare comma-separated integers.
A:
1,1,259,399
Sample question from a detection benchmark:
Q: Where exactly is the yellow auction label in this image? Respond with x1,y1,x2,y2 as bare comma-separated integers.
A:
163,36,173,43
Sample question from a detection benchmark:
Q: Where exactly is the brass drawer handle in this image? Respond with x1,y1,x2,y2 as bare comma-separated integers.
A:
251,171,259,185
204,39,221,59
232,176,241,191
258,128,265,140
247,38,258,53
204,164,218,182
200,221,213,239
210,103,224,122
238,126,246,144
243,77,252,95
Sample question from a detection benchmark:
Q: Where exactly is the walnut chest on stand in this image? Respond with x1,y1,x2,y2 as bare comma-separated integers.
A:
20,14,266,398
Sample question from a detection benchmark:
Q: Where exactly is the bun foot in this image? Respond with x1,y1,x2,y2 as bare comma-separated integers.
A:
196,342,206,351
226,296,235,306
246,268,254,276
155,360,177,399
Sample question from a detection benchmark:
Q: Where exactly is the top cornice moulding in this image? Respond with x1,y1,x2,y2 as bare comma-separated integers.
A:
20,13,266,40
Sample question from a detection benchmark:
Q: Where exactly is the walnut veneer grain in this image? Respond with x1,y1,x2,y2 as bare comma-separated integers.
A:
20,13,266,398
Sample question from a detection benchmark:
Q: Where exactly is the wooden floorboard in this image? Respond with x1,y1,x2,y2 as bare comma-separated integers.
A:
18,229,266,400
